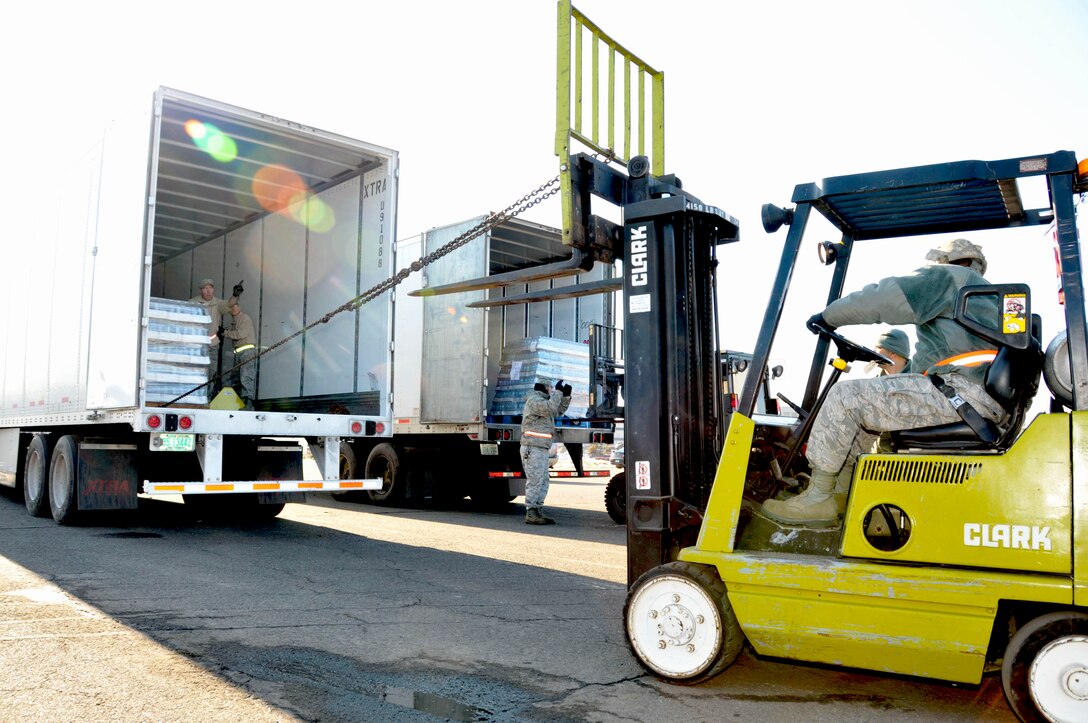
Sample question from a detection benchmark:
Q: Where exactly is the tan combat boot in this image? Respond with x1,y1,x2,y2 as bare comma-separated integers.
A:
762,470,838,526
525,507,556,525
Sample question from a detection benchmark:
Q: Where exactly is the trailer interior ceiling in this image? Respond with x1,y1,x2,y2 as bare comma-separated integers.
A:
151,90,389,265
487,218,571,273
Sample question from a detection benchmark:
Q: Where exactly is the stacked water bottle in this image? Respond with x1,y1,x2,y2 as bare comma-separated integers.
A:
489,337,591,418
146,298,212,405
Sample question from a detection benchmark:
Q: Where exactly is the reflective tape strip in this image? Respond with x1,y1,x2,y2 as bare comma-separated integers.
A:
142,479,383,494
488,471,522,478
928,349,998,371
523,431,553,439
234,344,256,353
550,470,611,478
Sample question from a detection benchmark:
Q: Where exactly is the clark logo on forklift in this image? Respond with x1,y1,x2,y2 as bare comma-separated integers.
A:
630,226,649,286
963,522,1051,551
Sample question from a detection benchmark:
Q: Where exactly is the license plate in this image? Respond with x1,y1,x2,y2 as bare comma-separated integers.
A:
152,433,195,452
480,443,499,456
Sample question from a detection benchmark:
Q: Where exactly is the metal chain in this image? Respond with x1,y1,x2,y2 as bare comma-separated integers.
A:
165,173,563,406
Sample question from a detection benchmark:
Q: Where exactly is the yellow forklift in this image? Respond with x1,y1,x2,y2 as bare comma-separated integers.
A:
619,151,1088,723
503,6,1087,719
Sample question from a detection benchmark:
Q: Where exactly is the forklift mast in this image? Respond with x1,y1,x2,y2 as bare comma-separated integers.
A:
562,153,739,584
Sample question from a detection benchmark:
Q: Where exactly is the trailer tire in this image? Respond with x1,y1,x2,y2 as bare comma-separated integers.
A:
247,501,286,520
23,435,51,518
624,561,744,684
366,443,405,504
49,436,80,526
1002,610,1088,722
605,472,626,525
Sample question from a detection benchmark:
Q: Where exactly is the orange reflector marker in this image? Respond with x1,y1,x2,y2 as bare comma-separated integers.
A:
254,483,280,491
207,484,234,491
339,481,364,488
299,482,323,489
157,484,185,492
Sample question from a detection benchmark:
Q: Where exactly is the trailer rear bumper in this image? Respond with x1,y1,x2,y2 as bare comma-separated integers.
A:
143,479,382,494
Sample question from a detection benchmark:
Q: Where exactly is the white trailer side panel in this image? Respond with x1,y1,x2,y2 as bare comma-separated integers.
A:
356,167,396,402
224,224,263,335
163,254,192,299
303,177,361,396
86,109,147,410
257,208,307,399
421,219,488,423
391,235,424,420
191,236,226,296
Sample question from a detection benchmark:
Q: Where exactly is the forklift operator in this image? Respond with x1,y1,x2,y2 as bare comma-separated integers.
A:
762,238,1008,525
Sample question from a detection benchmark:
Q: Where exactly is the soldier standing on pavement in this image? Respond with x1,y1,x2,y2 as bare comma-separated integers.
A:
763,238,1007,525
520,378,572,525
221,302,257,410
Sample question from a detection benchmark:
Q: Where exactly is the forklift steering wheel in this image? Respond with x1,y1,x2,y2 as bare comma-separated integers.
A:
811,324,893,367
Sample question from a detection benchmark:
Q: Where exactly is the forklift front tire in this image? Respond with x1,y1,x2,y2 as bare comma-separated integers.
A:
624,561,744,684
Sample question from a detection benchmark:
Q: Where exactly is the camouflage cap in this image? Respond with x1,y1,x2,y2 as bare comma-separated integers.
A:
924,238,987,276
875,328,910,360
199,278,215,288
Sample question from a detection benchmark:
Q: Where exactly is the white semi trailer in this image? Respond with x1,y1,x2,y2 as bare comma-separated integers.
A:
0,87,397,523
340,216,619,506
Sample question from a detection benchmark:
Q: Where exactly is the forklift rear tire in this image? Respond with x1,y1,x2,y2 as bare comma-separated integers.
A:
605,472,626,525
23,435,51,518
365,443,405,504
624,561,744,684
1002,610,1088,723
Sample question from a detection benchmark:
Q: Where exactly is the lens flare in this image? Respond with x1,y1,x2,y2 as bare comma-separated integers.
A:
184,119,238,163
253,164,307,214
295,197,335,233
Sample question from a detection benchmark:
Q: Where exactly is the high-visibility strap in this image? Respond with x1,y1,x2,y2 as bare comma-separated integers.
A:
234,343,255,353
523,430,553,439
925,349,998,373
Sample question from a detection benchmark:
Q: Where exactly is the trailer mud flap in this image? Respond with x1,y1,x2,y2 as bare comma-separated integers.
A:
78,443,139,510
253,442,305,504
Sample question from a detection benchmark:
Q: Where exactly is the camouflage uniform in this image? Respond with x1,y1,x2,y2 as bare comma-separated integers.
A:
222,309,257,405
765,239,1004,525
190,281,236,394
520,387,571,511
810,260,1006,476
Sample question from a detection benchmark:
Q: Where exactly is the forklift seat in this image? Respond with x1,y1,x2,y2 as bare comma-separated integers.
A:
890,315,1044,452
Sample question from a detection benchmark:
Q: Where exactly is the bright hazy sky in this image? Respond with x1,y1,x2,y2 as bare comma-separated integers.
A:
4,0,1086,405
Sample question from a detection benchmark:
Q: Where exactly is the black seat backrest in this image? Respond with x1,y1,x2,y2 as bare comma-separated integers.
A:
984,315,1043,412
983,314,1044,443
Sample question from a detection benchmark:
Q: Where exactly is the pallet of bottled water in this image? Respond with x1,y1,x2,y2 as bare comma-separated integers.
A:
146,298,212,404
489,337,591,418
